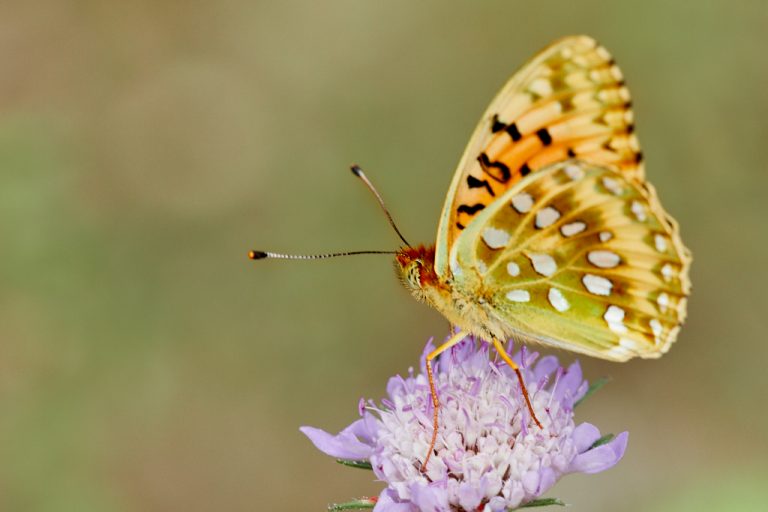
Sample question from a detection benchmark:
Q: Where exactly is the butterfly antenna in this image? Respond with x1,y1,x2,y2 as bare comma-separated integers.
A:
249,250,396,261
350,164,411,247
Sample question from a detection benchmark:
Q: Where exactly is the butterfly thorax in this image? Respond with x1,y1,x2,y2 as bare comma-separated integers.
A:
395,245,501,340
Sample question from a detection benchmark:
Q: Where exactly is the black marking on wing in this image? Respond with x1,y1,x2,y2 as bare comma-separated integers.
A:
467,175,496,197
457,203,486,215
536,128,552,146
567,148,576,157
489,115,523,143
478,153,512,183
506,123,522,142
491,114,506,133
456,222,465,230
520,163,531,176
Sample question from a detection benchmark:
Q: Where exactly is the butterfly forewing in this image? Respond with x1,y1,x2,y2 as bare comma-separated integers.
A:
435,35,641,277
451,161,690,361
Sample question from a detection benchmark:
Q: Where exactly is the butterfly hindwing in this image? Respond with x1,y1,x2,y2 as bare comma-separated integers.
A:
450,161,690,361
435,35,641,277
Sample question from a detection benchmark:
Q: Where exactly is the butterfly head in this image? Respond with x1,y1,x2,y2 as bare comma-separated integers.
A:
395,245,440,302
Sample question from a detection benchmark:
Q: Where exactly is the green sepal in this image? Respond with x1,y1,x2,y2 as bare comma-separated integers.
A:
335,459,373,470
574,376,610,407
514,497,566,509
327,498,376,511
589,433,615,450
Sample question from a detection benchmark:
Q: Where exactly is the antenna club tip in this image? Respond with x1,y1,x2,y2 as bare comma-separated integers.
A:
350,164,362,176
248,250,268,260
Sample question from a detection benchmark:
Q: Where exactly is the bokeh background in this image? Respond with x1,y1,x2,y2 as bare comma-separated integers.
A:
2,1,767,511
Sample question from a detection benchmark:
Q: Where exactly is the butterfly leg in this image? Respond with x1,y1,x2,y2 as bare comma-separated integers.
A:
492,338,543,429
421,330,468,473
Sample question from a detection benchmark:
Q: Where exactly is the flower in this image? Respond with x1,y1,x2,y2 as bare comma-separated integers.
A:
301,336,628,512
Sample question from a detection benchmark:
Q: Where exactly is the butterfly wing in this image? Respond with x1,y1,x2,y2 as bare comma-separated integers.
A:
435,35,641,277
450,160,691,361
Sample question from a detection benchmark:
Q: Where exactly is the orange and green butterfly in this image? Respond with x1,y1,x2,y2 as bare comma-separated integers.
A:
251,35,692,471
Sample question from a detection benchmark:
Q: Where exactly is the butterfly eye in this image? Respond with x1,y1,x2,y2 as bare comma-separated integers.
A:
406,260,423,290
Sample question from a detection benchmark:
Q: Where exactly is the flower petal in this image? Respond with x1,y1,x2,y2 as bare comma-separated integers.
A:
299,420,374,460
410,482,450,512
533,355,559,381
521,470,540,494
554,361,583,403
373,489,418,512
573,380,590,404
457,480,484,511
569,431,629,474
537,467,558,495
352,414,378,443
572,422,602,453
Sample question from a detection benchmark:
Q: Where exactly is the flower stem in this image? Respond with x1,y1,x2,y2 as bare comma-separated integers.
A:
335,459,373,470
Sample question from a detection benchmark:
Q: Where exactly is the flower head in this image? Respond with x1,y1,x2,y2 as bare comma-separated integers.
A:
302,336,628,512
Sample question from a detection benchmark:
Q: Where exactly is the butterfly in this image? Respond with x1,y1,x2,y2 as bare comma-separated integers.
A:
391,35,691,468
252,35,692,471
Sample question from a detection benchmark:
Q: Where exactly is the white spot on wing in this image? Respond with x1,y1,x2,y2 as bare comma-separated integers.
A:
506,290,530,303
631,201,647,222
561,221,587,237
535,206,561,229
596,46,611,60
602,177,623,196
572,55,588,67
587,250,621,268
657,292,669,313
529,78,553,97
599,231,613,242
563,164,585,181
606,344,632,359
511,193,534,213
548,288,570,312
665,325,681,350
619,337,639,351
527,252,557,277
619,87,631,101
482,227,510,249
650,318,663,344
506,262,520,277
661,263,674,282
583,274,612,296
655,234,668,252
604,305,628,334
476,260,488,274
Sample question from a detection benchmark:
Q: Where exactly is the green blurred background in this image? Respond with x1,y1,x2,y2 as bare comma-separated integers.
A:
2,1,767,511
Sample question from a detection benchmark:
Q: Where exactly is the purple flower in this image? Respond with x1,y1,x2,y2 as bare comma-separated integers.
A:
302,336,628,512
